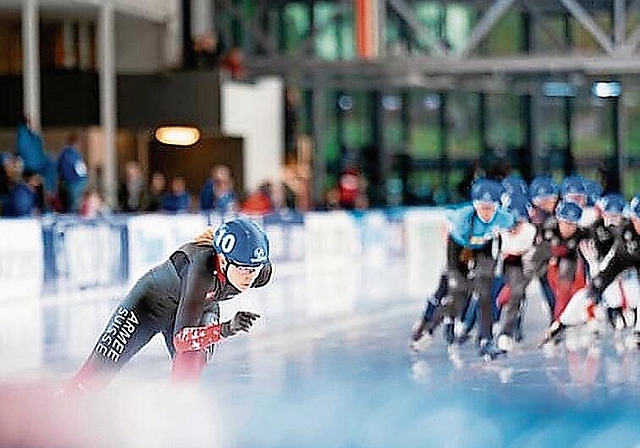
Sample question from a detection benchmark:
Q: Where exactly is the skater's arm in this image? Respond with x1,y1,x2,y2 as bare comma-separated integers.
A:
173,251,220,352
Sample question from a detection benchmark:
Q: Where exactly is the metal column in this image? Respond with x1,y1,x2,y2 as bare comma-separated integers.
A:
613,95,624,192
312,78,327,205
439,92,449,202
99,1,117,207
22,0,40,130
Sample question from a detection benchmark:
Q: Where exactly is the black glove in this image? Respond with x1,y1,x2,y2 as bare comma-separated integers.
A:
221,311,261,337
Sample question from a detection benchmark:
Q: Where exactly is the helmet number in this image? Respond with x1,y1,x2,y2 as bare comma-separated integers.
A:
218,233,236,254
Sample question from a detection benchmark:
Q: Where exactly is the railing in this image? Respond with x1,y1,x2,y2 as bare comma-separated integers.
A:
0,208,448,301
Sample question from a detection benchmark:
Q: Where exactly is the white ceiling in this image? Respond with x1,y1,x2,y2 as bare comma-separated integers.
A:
0,0,172,22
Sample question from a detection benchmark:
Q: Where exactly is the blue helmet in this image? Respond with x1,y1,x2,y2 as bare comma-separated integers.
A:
471,178,502,203
502,176,528,197
560,174,587,198
600,193,626,215
556,200,583,223
629,195,640,219
212,217,270,267
504,193,531,222
529,176,559,201
584,179,603,207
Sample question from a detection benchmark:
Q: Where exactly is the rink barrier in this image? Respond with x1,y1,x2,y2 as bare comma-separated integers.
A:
0,208,448,296
0,219,44,301
41,215,129,293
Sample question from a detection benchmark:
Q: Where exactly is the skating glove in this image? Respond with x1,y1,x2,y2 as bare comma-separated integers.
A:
221,311,261,337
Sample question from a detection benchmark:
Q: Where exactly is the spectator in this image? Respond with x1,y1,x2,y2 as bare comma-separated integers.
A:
338,166,367,210
81,188,108,219
16,115,57,196
146,171,166,212
192,33,223,69
162,175,191,213
285,89,301,160
321,187,341,211
0,152,12,214
5,169,41,217
57,133,88,213
221,47,245,80
118,161,145,212
199,165,237,215
457,161,483,202
241,181,273,216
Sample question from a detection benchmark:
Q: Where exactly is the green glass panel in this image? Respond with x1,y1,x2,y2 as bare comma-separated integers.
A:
623,170,640,197
342,92,371,148
539,96,568,149
447,92,481,158
315,2,339,60
486,93,523,148
570,13,611,55
572,95,614,157
623,87,640,155
445,4,473,53
483,11,522,55
283,3,310,54
408,91,441,158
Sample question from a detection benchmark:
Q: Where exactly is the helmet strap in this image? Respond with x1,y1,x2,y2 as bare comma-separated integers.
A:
214,254,228,284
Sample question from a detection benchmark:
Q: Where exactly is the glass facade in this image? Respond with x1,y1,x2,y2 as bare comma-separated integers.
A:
4,0,639,204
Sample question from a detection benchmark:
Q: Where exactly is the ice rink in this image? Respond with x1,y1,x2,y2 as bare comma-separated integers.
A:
1,258,639,448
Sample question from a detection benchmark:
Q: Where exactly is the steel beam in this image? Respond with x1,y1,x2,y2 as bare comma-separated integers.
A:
245,53,640,78
386,0,447,56
626,25,640,53
521,2,567,50
457,0,517,57
614,0,626,51
377,0,387,57
557,0,614,55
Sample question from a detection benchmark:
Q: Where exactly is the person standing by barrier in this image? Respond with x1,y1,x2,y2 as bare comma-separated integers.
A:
16,115,57,202
199,165,237,216
162,176,191,213
68,216,272,391
146,172,166,212
57,133,88,213
5,169,42,217
117,161,146,212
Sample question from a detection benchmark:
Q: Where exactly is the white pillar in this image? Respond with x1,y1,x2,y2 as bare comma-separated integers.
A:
191,0,212,37
99,1,117,208
78,21,92,70
62,21,77,69
22,0,40,131
162,0,183,69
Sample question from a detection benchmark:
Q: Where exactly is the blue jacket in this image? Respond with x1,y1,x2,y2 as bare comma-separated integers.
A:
16,123,47,171
199,180,236,214
199,180,215,210
447,204,515,249
6,183,36,217
57,145,87,185
162,192,191,212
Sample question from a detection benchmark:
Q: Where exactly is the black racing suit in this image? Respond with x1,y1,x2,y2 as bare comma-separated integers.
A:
589,219,640,298
527,217,589,319
446,235,497,341
70,241,272,390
